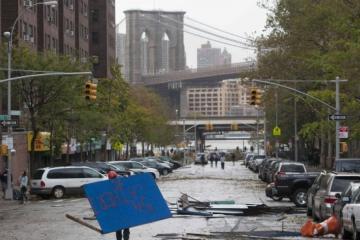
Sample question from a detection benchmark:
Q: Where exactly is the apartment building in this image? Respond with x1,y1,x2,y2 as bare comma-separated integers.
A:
89,0,116,78
37,1,59,52
75,0,89,60
1,0,38,50
197,41,232,69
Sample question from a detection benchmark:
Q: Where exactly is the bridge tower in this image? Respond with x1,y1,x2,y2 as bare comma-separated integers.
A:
124,10,186,84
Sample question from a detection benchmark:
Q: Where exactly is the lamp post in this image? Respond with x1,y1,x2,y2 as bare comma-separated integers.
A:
3,1,58,200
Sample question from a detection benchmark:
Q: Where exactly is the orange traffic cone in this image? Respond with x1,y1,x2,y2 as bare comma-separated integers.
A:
313,215,340,236
300,219,316,237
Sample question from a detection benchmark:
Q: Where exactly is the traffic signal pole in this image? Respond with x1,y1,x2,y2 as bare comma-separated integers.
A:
252,78,346,161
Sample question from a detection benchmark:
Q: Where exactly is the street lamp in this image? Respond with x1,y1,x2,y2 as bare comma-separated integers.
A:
3,0,58,200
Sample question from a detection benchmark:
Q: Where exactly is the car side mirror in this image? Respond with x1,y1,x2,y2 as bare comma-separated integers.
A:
342,196,350,203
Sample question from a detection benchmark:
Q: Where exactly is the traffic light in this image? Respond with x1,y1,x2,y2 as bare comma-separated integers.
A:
340,142,348,153
85,81,97,101
230,123,238,131
250,88,262,106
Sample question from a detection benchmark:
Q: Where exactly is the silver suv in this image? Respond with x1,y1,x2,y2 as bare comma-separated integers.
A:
312,172,360,221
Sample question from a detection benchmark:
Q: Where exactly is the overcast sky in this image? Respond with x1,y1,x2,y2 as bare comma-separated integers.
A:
116,0,269,68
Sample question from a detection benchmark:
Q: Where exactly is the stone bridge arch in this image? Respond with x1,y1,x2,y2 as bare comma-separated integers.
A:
124,10,186,83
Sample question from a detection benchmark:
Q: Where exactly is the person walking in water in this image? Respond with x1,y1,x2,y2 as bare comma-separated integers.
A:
220,154,225,170
19,171,28,204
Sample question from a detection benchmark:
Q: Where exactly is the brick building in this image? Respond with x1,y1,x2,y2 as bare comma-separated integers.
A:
89,0,116,78
75,0,89,60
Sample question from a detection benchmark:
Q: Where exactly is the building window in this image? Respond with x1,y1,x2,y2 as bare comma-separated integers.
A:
92,32,99,44
92,9,99,22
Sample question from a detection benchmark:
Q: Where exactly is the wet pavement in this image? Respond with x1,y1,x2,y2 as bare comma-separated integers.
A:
0,161,336,240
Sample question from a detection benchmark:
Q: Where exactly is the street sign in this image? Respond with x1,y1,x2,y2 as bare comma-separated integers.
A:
0,115,9,121
329,114,346,121
339,126,349,139
0,120,17,127
273,126,281,136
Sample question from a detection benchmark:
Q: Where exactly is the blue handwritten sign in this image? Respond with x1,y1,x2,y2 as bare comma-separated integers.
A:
84,173,171,234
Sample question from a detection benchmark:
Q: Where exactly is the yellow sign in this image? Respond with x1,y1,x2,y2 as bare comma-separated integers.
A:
27,132,51,151
273,127,281,136
112,141,124,151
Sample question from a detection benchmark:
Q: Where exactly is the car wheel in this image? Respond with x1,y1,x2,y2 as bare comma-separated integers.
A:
292,188,307,207
162,169,168,175
272,195,283,201
52,186,65,199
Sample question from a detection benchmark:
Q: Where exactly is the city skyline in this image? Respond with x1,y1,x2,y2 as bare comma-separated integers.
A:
115,0,268,68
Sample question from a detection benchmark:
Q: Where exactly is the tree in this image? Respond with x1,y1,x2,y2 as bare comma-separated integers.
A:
256,0,360,167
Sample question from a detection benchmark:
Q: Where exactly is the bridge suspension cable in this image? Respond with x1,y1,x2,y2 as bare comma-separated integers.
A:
160,14,256,48
185,16,255,43
141,14,256,50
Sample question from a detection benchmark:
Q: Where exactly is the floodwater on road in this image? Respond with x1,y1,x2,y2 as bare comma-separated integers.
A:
0,161,331,240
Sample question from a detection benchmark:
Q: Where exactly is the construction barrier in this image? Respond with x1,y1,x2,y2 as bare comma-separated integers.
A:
300,215,340,237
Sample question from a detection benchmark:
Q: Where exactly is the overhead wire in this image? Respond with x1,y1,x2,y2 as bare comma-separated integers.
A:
160,14,256,48
141,14,256,50
186,16,255,42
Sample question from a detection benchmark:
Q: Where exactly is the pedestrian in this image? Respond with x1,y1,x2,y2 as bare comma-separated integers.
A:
0,169,8,199
220,154,225,170
214,153,219,167
200,154,205,166
19,171,28,204
210,154,214,167
108,171,130,240
231,153,236,166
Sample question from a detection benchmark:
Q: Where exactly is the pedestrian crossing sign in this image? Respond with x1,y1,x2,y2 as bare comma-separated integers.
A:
273,126,281,136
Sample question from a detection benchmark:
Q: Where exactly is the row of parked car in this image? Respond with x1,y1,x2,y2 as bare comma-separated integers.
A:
30,156,182,199
245,153,360,239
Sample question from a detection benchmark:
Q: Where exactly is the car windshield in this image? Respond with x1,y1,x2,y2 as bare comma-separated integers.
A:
280,164,305,172
331,176,360,192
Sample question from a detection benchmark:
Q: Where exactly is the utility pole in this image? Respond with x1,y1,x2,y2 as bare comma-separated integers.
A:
294,83,298,162
183,119,186,164
335,77,340,160
256,107,259,155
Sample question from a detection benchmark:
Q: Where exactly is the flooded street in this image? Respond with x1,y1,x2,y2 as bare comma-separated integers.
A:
0,162,325,240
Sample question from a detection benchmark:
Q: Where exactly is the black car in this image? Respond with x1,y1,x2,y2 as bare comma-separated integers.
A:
158,156,182,169
72,162,131,176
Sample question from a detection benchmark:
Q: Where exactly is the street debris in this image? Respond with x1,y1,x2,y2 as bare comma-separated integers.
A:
172,193,296,217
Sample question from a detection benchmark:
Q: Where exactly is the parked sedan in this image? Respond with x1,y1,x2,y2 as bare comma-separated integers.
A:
108,161,160,179
341,187,360,239
140,160,172,175
158,156,182,169
72,162,132,176
312,172,360,221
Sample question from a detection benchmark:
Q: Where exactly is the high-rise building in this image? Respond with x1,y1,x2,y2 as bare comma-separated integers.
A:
197,41,232,68
37,1,59,53
89,0,116,78
75,0,90,61
116,33,126,68
58,0,76,56
1,0,39,50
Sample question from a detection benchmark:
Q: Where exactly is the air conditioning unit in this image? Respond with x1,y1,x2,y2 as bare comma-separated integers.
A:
24,0,33,7
30,37,34,43
47,16,51,22
23,34,29,41
70,31,74,36
66,29,70,34
85,34,89,40
84,11,88,17
69,5,74,10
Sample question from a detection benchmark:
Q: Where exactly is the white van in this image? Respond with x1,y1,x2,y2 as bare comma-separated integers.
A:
30,166,107,199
